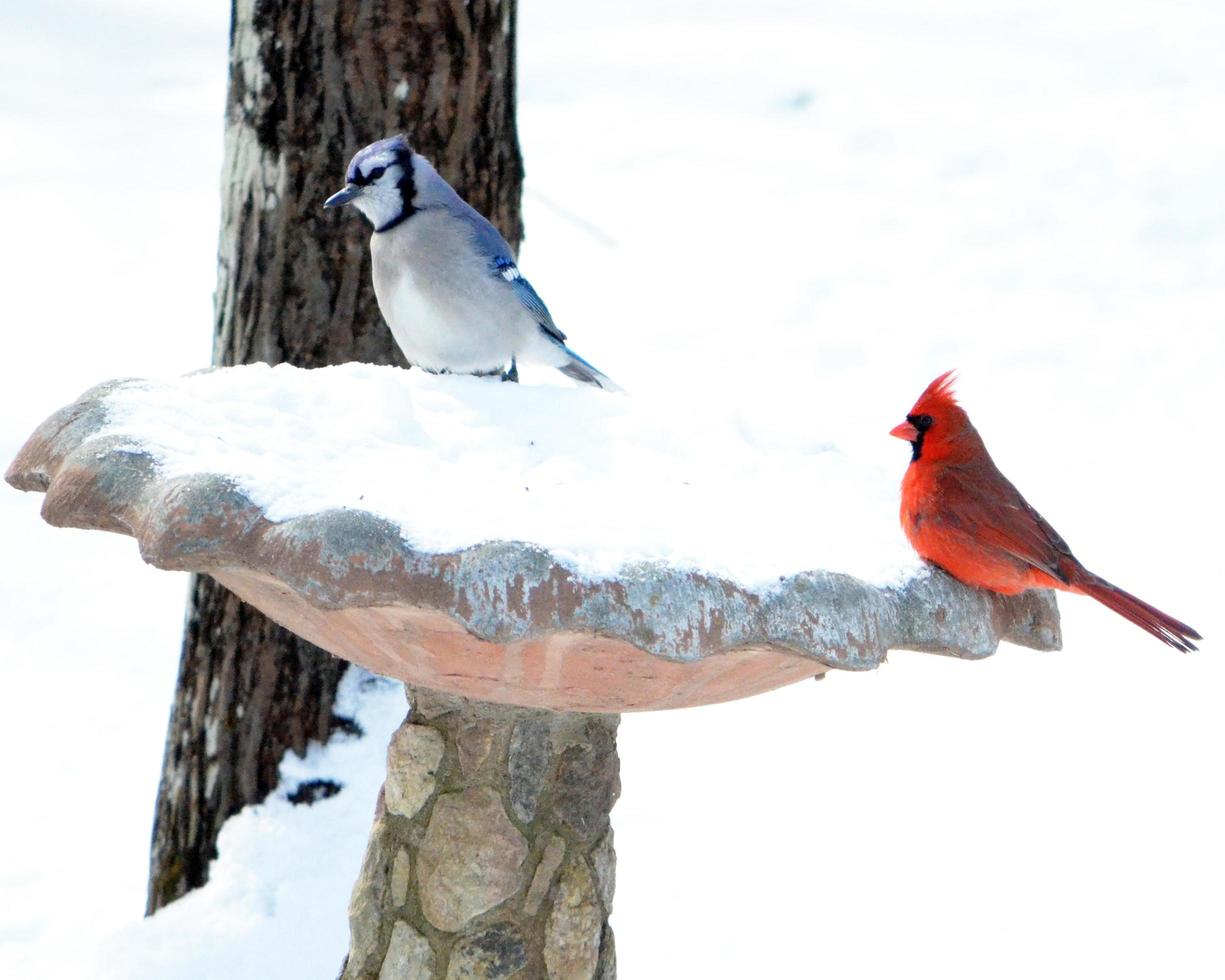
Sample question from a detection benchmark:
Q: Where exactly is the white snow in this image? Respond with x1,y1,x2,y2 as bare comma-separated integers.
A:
100,363,920,588
91,669,406,980
1,1,1222,979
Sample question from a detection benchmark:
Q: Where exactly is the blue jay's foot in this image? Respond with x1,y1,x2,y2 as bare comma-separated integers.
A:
471,363,517,384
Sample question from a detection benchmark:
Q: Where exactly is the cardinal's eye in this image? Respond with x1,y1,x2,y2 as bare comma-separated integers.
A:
367,166,386,181
908,413,934,431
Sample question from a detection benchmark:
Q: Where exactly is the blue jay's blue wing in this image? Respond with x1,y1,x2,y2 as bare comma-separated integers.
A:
442,197,619,390
444,199,570,346
490,257,567,345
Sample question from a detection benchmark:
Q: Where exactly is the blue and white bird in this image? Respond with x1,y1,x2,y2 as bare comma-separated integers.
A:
324,135,619,390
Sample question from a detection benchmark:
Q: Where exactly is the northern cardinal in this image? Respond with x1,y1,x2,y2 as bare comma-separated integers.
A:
890,371,1201,652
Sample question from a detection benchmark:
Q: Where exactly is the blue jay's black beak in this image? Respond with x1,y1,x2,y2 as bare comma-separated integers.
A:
324,184,361,208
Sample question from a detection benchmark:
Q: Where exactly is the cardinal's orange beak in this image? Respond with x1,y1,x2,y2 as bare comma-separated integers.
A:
890,420,919,441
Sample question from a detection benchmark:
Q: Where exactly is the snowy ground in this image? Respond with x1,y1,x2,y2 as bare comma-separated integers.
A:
2,1,1223,978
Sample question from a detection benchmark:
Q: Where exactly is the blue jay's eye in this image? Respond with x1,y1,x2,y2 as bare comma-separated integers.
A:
367,166,386,181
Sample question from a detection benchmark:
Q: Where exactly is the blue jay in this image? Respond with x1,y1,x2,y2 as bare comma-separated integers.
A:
324,135,619,390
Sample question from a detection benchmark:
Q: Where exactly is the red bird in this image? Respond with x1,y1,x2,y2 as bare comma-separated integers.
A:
890,371,1201,652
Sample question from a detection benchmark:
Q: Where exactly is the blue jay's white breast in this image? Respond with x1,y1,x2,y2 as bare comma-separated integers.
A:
370,211,546,374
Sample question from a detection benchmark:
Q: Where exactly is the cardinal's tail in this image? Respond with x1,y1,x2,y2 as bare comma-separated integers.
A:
1073,572,1201,653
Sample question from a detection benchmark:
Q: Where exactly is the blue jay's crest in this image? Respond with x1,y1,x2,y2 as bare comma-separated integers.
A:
345,134,412,185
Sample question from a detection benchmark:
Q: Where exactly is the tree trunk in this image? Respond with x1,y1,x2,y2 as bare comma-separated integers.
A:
148,0,524,913
343,689,619,979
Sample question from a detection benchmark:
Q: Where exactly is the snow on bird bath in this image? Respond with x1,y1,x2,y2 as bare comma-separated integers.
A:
99,362,923,590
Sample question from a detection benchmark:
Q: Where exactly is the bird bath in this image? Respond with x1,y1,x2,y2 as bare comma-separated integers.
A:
6,367,1060,977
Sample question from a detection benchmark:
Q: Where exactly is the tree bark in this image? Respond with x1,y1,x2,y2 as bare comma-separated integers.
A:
148,0,524,913
343,689,619,979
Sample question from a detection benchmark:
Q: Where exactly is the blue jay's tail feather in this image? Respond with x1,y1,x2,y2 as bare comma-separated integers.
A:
557,346,623,392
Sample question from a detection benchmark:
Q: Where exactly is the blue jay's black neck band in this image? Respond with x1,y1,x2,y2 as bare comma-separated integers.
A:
375,206,413,233
375,149,418,234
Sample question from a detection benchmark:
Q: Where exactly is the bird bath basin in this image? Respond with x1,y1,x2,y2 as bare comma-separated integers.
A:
5,366,1060,712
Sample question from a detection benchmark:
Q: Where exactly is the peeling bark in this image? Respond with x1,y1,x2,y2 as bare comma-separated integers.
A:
148,0,524,913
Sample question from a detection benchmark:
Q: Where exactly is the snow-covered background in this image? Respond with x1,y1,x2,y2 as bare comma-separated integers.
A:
1,1,1222,977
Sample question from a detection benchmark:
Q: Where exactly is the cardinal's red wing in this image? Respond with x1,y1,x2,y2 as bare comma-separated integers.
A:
931,463,1077,585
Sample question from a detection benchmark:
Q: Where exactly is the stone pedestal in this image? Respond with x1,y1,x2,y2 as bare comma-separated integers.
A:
343,688,618,980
